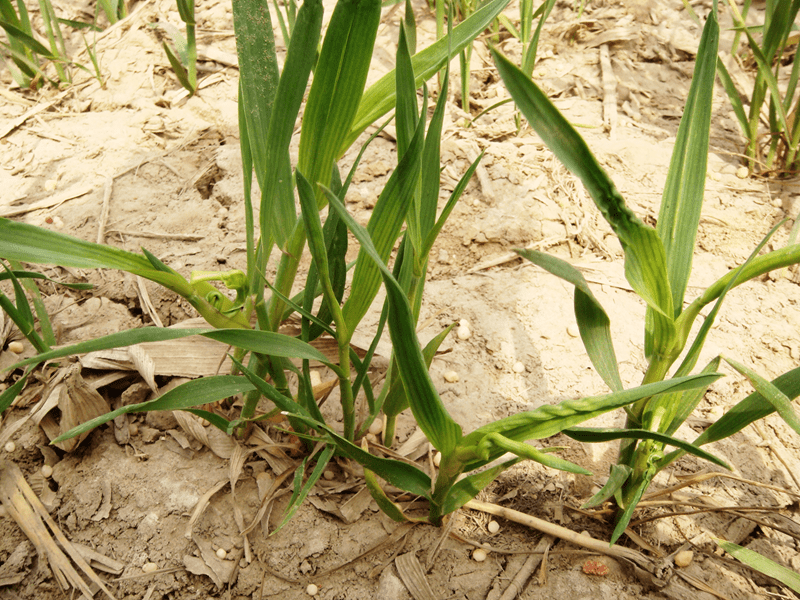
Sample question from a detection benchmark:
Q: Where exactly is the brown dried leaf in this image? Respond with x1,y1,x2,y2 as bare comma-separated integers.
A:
56,365,110,452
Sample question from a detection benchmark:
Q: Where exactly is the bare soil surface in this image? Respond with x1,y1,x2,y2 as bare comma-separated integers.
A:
2,1,800,599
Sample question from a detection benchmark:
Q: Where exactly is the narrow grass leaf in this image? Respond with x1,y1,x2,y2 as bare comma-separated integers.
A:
422,151,482,256
581,464,631,508
716,58,749,138
234,356,310,418
0,271,90,290
163,41,193,92
202,330,329,363
611,474,650,543
715,539,800,593
442,458,522,515
0,369,29,414
343,0,512,154
340,114,424,333
274,444,334,534
364,467,411,522
260,0,323,247
516,248,622,392
724,357,800,437
382,323,455,419
740,27,791,138
395,23,418,159
325,188,463,454
297,170,338,329
458,373,720,471
289,413,433,498
232,0,279,194
493,48,675,362
0,20,57,58
419,68,449,243
298,0,381,195
184,409,231,433
563,427,729,469
675,223,791,376
4,327,327,372
656,9,718,315
663,356,721,436
53,376,255,443
668,366,800,465
0,219,193,294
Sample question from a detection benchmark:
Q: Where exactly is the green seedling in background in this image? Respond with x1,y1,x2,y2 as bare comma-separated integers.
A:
712,0,800,175
160,0,197,95
495,2,800,543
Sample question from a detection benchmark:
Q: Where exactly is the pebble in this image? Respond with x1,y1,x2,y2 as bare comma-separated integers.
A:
4,442,15,453
216,548,227,560
7,341,24,354
487,521,500,534
457,319,472,340
674,550,693,567
472,548,488,562
368,420,383,435
771,198,783,208
306,584,319,596
323,470,335,480
41,465,53,478
128,423,139,436
512,361,525,373
444,370,460,383
567,324,580,338
736,166,749,179
142,562,158,574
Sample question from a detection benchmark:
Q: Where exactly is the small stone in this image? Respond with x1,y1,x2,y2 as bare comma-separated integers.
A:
7,341,24,354
365,433,377,443
4,442,15,453
142,562,158,573
736,166,749,179
323,470,335,480
306,583,319,596
41,465,53,478
52,216,64,229
457,321,472,340
437,249,450,264
475,232,488,244
513,361,525,373
368,420,383,435
444,370,460,383
567,324,580,338
674,550,693,567
771,198,783,208
472,548,488,562
216,548,227,560
487,521,500,534
128,423,139,436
